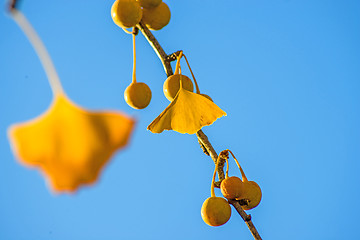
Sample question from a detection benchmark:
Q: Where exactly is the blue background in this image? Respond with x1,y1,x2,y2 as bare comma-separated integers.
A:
1,0,359,239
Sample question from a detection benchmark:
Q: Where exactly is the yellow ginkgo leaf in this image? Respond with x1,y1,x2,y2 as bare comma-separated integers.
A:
147,88,226,134
8,94,135,193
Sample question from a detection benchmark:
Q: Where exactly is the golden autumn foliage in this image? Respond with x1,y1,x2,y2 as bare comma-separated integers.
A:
8,10,137,193
8,94,135,193
147,87,226,134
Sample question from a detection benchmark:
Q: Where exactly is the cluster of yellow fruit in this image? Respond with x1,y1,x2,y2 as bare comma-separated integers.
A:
111,0,171,31
123,41,209,110
201,150,262,227
111,0,172,110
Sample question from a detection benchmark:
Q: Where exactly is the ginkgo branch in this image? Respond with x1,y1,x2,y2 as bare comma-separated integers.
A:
136,21,262,240
8,0,262,237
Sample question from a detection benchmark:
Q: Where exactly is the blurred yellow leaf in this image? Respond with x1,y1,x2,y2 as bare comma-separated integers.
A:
148,88,226,134
8,95,135,193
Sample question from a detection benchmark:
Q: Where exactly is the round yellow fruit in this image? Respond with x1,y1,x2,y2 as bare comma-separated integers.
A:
124,82,152,109
111,0,143,29
201,197,231,227
220,176,244,200
142,2,171,30
138,0,162,9
236,181,262,210
163,74,193,101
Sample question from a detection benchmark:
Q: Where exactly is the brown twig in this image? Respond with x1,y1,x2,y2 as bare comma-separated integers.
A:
137,21,173,77
137,22,262,240
8,0,18,11
228,199,263,240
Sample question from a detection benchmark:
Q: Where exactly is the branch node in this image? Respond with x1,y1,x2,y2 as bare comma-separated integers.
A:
219,150,229,160
245,214,252,222
8,0,18,12
165,50,183,63
214,181,221,188
132,27,139,36
239,198,250,206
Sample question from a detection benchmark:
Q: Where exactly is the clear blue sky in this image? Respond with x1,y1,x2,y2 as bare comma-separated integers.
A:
1,0,359,239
